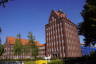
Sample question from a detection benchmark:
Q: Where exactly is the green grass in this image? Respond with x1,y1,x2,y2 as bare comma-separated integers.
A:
48,59,64,64
24,61,35,64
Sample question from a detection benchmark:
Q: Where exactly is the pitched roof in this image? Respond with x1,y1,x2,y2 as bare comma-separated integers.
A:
6,37,45,46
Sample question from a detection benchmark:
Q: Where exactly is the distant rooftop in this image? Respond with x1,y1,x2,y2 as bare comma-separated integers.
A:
6,36,45,46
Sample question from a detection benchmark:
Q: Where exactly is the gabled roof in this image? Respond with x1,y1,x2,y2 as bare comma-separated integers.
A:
6,37,45,46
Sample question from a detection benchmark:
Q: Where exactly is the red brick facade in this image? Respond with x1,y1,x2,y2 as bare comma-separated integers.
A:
45,10,82,58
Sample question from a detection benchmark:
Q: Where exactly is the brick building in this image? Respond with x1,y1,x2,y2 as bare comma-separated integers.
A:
45,10,82,58
0,37,45,59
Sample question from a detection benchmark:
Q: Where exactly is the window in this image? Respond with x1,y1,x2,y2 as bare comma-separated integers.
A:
51,26,52,30
59,40,61,44
54,35,55,39
60,47,61,51
60,23,62,26
58,23,59,27
62,40,64,43
54,18,56,23
46,28,48,31
65,23,66,25
55,24,56,28
61,27,62,32
56,29,57,34
56,34,57,39
48,27,50,31
57,47,58,51
58,28,59,33
48,32,50,36
52,42,53,47
51,31,52,35
63,46,64,50
61,34,63,38
53,25,54,29
52,48,53,52
57,41,58,46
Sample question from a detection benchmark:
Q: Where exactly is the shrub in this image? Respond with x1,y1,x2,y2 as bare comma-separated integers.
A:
48,59,64,64
24,61,35,64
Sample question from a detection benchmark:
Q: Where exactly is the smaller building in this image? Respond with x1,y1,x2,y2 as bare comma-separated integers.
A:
0,37,45,59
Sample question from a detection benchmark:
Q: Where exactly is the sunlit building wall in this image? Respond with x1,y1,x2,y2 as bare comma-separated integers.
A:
45,10,82,58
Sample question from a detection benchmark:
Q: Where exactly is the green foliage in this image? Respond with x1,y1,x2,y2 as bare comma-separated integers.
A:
22,45,31,54
24,61,35,64
13,39,23,55
31,45,38,59
78,0,96,46
35,57,44,60
48,59,64,64
28,32,35,44
0,27,3,56
0,44,4,56
28,32,39,60
90,50,96,57
12,33,39,60
13,34,23,55
0,0,11,7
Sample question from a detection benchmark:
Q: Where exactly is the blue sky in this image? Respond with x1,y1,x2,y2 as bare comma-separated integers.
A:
0,0,85,44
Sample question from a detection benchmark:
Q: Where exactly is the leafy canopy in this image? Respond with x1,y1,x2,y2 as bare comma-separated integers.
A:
28,32,39,59
13,34,23,55
78,0,96,46
0,44,4,56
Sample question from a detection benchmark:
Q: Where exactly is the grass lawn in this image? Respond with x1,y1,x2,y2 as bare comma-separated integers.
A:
24,61,35,64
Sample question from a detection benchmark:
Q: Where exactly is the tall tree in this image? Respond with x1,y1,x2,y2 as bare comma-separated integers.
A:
13,34,23,58
28,32,38,60
0,27,4,56
78,0,96,46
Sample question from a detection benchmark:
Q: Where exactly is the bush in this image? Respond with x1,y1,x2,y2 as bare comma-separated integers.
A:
48,59,64,64
24,61,35,64
35,57,44,60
